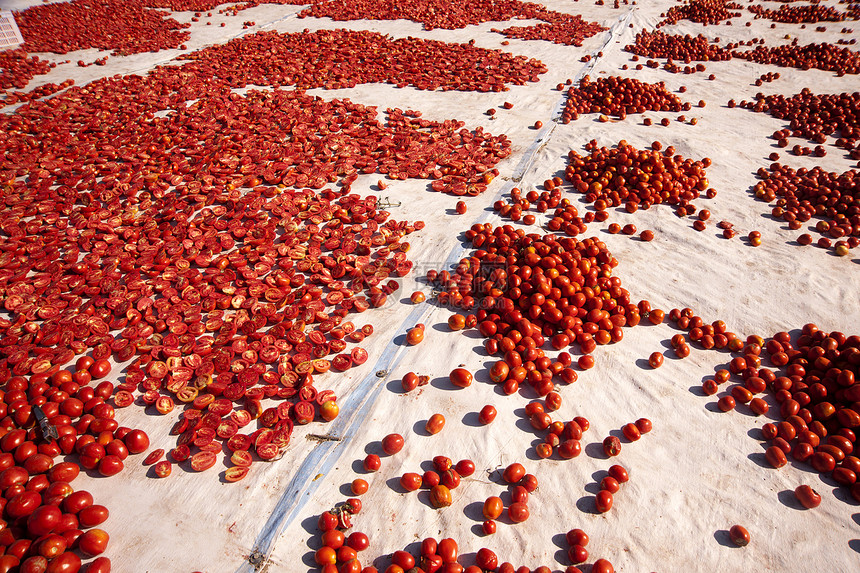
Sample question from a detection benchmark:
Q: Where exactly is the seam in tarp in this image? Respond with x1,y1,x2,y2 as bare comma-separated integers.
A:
237,8,637,571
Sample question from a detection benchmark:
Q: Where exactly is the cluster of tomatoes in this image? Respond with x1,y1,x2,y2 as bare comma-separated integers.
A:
0,50,54,93
561,76,688,123
179,27,547,94
754,164,859,255
16,0,191,55
300,0,605,46
564,140,713,217
657,0,742,27
736,325,860,502
0,355,153,572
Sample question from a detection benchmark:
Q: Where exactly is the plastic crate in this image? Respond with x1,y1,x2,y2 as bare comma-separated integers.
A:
0,11,24,50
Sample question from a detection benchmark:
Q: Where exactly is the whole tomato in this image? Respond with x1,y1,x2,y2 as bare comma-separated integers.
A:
483,496,503,519
437,538,458,564
381,434,404,455
508,502,529,523
475,548,498,569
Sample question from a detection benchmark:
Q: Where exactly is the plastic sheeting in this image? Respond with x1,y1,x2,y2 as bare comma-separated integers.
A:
5,1,860,571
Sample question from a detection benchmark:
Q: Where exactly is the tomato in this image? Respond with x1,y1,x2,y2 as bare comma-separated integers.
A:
559,439,582,459
437,538,458,564
77,505,109,528
434,456,453,472
21,556,48,573
28,505,62,536
729,524,750,546
449,368,472,388
489,361,509,383
509,486,528,505
636,418,653,434
595,490,613,513
363,454,381,472
478,405,497,425
381,434,404,455
794,484,821,508
765,446,787,468
502,462,525,484
77,528,109,557
455,459,475,477
608,464,629,483
153,460,171,478
568,544,588,564
400,473,422,491
86,557,111,573
483,496,503,519
123,429,150,454
406,327,424,345
440,469,460,489
521,473,539,492
89,359,111,380
346,532,369,552
429,484,453,508
592,559,614,573
316,547,337,566
425,414,445,435
648,352,663,368
36,534,67,560
508,502,529,523
600,476,620,493
97,455,124,477
621,423,641,441
62,491,93,514
566,528,589,546
482,520,496,535
6,491,42,518
320,401,340,422
603,436,621,457
401,373,419,392
322,530,345,549
475,548,498,570
351,479,368,496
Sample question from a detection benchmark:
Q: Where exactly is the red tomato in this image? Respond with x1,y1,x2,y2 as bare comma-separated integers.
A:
595,490,613,513
62,491,93,514
794,485,821,508
508,502,529,523
475,548,498,570
592,558,614,573
77,528,109,557
400,473,422,492
123,429,150,454
483,496,503,520
502,462,525,484
449,368,473,388
437,538,458,564
28,505,62,536
381,434,404,455
478,405,497,425
89,359,111,380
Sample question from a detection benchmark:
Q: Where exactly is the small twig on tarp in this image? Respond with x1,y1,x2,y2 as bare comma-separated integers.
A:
306,433,343,442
